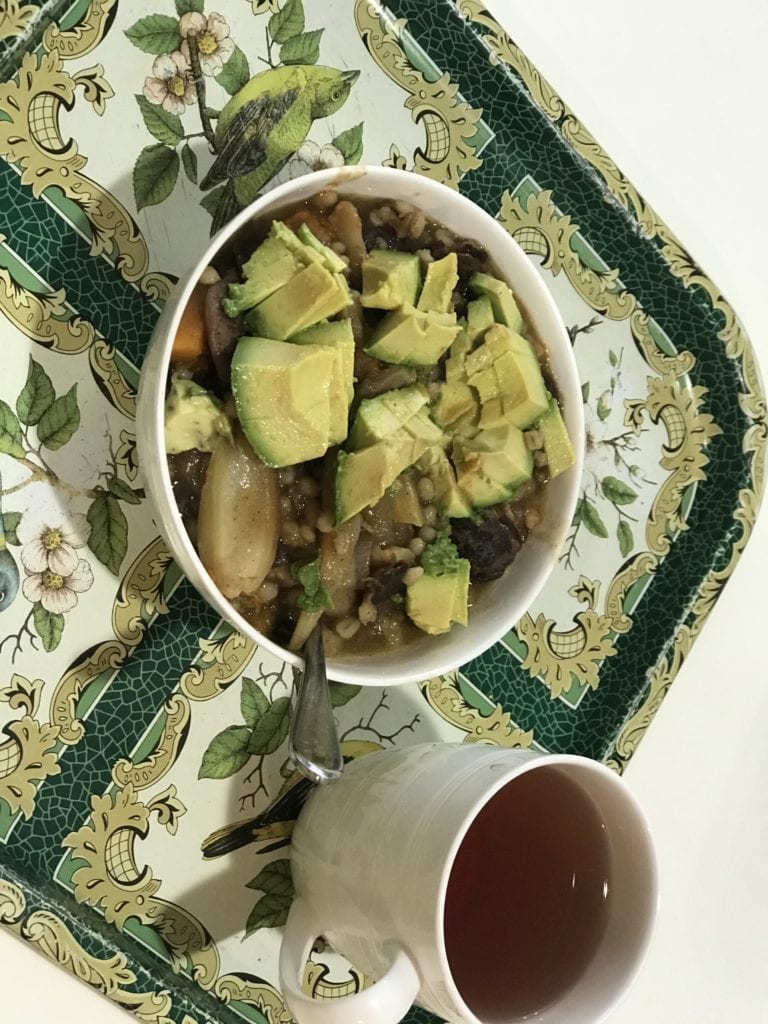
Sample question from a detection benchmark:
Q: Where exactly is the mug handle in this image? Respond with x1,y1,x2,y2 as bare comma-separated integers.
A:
279,897,421,1024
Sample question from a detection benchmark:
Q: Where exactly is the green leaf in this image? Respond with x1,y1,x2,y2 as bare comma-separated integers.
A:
268,0,304,43
280,28,323,65
241,677,269,727
181,142,198,183
2,512,21,545
571,498,584,527
245,891,292,934
215,45,250,95
133,144,180,212
36,385,79,450
581,381,590,403
125,14,181,54
596,389,612,421
0,400,24,458
247,695,291,755
608,349,618,368
108,477,144,505
617,520,633,558
87,493,128,575
33,605,64,653
328,681,361,707
200,184,226,218
332,122,364,164
175,0,203,14
135,94,184,146
16,358,54,426
581,498,608,539
246,858,294,896
601,476,638,506
199,725,251,779
292,555,332,612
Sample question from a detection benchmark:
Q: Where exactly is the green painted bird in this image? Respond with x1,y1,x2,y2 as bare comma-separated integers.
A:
200,64,360,234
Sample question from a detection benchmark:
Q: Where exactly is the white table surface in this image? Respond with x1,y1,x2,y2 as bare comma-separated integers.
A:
2,1,767,1021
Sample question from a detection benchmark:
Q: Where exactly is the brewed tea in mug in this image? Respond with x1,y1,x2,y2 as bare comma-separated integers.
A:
280,744,656,1024
445,766,611,1020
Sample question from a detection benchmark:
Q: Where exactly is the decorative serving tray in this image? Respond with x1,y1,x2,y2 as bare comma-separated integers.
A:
0,2,764,1022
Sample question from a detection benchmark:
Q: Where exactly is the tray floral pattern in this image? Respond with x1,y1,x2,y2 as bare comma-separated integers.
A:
0,2,764,1022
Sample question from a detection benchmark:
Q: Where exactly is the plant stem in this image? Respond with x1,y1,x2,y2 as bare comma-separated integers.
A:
0,456,98,499
187,32,217,149
0,608,38,662
257,26,277,68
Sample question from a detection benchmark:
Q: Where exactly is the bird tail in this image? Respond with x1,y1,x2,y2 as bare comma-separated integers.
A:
200,775,315,859
208,179,241,237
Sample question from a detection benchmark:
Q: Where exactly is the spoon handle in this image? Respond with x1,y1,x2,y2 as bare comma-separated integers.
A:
290,624,343,784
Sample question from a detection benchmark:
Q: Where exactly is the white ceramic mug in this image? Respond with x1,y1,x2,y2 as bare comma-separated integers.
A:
279,743,657,1024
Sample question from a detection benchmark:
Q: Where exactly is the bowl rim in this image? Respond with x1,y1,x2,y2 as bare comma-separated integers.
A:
138,165,585,685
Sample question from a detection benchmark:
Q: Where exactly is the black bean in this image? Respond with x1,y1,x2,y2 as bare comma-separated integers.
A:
167,450,210,520
450,514,523,584
366,564,407,605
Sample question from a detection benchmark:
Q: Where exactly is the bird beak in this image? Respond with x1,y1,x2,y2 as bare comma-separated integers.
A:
342,69,361,86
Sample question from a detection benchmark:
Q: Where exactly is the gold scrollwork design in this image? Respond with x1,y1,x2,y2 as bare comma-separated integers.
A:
112,693,191,792
355,1,483,187
303,959,368,1000
457,1,565,122
0,49,170,299
89,338,137,420
179,624,256,702
62,783,222,988
214,972,291,1024
0,0,36,41
3,899,175,1024
420,674,534,746
50,538,172,746
0,676,60,819
0,877,26,924
498,190,635,322
0,261,95,354
42,0,117,61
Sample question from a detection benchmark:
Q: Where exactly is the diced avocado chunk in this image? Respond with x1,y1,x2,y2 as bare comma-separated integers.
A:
445,297,494,384
360,249,421,310
406,569,469,634
406,535,470,634
164,375,232,454
465,296,496,346
469,272,524,334
389,472,424,526
297,223,347,273
417,252,458,313
335,431,431,524
402,407,445,447
231,337,337,467
419,447,472,518
292,318,355,407
365,305,460,365
454,424,533,508
245,262,350,340
222,222,309,317
537,396,575,478
466,324,549,429
348,384,429,448
431,381,479,429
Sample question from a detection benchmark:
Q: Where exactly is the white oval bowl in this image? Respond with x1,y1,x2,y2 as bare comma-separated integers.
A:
137,166,584,685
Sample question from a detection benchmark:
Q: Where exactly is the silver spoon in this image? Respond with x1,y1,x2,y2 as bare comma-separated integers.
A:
289,622,343,784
